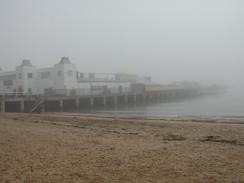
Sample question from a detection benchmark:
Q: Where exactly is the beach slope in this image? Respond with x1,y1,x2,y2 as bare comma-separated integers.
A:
0,113,244,183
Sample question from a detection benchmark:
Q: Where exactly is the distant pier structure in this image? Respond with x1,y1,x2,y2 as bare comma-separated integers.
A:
0,83,220,113
0,57,220,113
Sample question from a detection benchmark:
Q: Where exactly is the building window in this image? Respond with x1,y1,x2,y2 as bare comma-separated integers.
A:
18,73,22,79
89,73,95,79
58,70,62,76
76,72,79,80
28,88,32,94
18,86,23,93
67,70,73,76
28,73,33,79
0,74,16,80
3,80,13,86
41,72,51,79
44,88,54,95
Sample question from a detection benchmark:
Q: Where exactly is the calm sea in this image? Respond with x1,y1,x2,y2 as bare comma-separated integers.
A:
79,86,244,119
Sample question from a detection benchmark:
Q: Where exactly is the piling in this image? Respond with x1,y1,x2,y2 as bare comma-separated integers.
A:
90,97,94,108
75,98,80,110
114,96,118,106
0,100,5,112
59,99,63,112
103,96,106,107
20,100,24,113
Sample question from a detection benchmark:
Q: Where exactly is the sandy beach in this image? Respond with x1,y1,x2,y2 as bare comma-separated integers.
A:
0,113,244,183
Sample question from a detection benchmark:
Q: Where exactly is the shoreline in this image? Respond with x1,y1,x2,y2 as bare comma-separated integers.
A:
36,112,244,124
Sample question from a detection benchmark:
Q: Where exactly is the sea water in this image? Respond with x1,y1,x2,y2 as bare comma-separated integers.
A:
81,86,244,119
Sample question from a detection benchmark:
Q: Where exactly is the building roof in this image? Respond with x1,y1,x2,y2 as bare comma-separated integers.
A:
20,59,32,67
58,57,72,64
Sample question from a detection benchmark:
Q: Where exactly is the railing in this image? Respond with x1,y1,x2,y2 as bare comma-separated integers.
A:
0,87,133,99
50,87,132,97
0,93,40,100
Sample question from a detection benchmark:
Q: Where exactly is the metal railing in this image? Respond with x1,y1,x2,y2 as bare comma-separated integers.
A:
0,93,40,100
0,86,133,99
50,87,132,97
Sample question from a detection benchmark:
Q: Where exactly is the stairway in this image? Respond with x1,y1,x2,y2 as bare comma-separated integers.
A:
29,98,44,113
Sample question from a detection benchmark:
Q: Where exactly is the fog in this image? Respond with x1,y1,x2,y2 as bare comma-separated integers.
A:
0,0,243,85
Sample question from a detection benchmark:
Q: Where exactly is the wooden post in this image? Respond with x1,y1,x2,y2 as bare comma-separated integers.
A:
133,93,137,104
124,95,128,104
143,94,146,104
90,97,94,108
103,96,106,107
41,101,45,113
114,96,118,106
59,99,63,112
0,100,5,112
20,99,24,113
75,98,80,110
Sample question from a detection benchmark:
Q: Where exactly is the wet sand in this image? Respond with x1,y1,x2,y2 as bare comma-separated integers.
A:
0,113,244,183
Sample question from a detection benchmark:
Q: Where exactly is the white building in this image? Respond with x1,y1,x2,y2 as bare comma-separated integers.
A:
0,57,151,96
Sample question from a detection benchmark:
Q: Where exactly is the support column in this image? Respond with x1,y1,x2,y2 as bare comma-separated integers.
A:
143,94,146,104
159,93,162,102
20,99,24,113
124,95,128,104
103,96,106,107
0,100,5,113
133,93,137,104
114,96,118,106
41,101,45,113
75,98,80,110
156,93,160,103
90,97,94,108
59,99,63,112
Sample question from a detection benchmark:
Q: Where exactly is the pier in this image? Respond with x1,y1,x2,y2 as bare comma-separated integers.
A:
0,58,221,113
0,85,213,113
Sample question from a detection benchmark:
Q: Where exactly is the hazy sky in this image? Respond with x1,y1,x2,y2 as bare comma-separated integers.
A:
0,0,243,84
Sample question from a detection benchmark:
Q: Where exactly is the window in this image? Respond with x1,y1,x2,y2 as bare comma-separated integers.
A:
18,86,23,93
146,76,151,82
57,70,62,76
28,88,32,94
0,74,16,81
3,80,13,86
18,73,22,79
67,70,73,76
44,88,54,95
89,73,95,79
28,73,33,79
41,72,51,79
76,72,79,80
